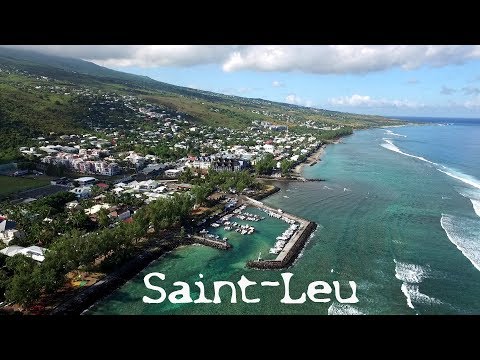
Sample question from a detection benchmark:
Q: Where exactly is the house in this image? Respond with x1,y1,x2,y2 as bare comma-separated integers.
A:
76,176,97,186
124,152,145,169
165,169,183,178
0,245,47,262
84,203,111,216
70,186,92,199
211,158,250,172
142,163,166,176
0,219,25,245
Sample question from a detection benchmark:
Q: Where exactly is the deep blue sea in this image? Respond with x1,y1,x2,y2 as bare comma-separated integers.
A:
90,117,480,315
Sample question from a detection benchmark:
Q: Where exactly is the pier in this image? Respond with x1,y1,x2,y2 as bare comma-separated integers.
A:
191,235,232,250
242,196,317,269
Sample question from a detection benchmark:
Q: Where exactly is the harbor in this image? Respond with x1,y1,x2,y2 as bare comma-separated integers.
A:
242,196,317,269
192,195,317,269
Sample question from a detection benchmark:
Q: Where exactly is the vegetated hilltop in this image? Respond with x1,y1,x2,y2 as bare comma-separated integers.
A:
0,46,402,162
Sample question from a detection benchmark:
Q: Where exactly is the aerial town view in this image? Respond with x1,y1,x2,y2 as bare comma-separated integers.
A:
1,45,480,315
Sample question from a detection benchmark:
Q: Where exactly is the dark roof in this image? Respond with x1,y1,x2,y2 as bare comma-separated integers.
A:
0,219,16,232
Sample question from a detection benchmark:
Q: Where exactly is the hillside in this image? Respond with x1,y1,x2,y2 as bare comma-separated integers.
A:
0,47,403,162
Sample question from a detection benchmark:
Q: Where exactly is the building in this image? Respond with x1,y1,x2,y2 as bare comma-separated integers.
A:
211,158,250,172
186,156,212,170
142,163,166,176
76,177,97,186
70,186,92,199
0,219,25,245
0,245,47,262
165,169,183,178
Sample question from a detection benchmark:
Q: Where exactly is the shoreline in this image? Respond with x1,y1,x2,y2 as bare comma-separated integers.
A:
54,136,346,315
292,138,342,177
50,238,182,315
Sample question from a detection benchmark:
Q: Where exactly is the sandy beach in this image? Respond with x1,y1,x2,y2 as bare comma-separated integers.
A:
292,144,326,176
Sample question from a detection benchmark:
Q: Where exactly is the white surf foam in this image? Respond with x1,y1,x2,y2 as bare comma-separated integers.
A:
328,303,364,315
471,200,480,218
380,139,436,165
400,283,414,309
394,259,430,284
457,188,480,218
401,283,442,309
380,139,480,196
385,129,407,137
437,169,480,190
441,214,480,272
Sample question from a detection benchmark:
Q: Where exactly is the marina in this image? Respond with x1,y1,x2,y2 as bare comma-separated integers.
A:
192,195,316,269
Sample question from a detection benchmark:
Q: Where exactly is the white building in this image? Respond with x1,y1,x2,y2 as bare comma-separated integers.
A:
70,186,92,199
0,245,47,262
165,169,182,178
0,219,24,245
76,176,97,186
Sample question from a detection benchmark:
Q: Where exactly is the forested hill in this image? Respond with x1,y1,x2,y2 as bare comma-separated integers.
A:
0,47,403,162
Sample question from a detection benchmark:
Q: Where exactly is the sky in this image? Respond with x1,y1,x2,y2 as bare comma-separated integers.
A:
7,45,480,118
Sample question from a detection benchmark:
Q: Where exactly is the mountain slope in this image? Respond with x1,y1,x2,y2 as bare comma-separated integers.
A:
0,47,402,162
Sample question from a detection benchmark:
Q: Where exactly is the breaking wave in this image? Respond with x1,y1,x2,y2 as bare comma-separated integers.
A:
401,283,442,310
458,188,480,218
328,303,365,315
441,214,480,272
380,139,436,165
394,259,441,310
394,259,430,284
385,129,407,137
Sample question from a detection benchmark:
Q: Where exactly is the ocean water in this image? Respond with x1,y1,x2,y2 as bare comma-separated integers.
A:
90,118,480,315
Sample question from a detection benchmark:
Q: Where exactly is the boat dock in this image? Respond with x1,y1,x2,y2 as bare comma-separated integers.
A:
242,196,317,269
191,235,232,250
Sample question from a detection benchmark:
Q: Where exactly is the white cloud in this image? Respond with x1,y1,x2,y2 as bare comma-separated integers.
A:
272,80,284,87
222,45,480,74
465,96,480,108
328,94,423,108
285,94,313,107
4,45,480,75
407,78,419,85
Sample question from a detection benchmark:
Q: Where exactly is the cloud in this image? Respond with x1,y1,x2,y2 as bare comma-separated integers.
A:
272,80,284,87
222,45,480,74
407,78,419,85
464,96,480,108
441,86,456,95
2,45,235,68
285,94,313,107
462,86,480,95
4,45,480,75
328,94,423,108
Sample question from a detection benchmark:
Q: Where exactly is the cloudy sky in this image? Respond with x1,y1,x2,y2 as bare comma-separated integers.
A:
9,45,480,117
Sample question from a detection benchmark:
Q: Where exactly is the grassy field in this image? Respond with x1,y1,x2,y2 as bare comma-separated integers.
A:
0,175,50,197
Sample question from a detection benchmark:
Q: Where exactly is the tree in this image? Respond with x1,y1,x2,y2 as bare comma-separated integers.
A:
191,184,212,206
97,208,110,228
255,153,276,175
179,166,194,183
280,159,293,176
4,256,42,307
69,210,92,230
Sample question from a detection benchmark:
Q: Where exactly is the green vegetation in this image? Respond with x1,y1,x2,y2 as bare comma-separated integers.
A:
1,191,195,307
0,47,402,163
0,175,50,198
280,159,294,176
255,153,276,175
